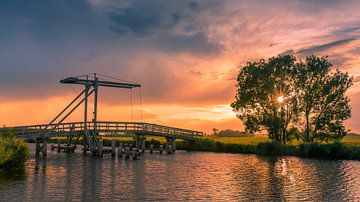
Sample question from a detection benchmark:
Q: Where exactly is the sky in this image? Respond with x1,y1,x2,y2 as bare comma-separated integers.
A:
1,0,360,134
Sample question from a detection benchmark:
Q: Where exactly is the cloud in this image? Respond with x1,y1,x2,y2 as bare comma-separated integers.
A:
296,38,357,55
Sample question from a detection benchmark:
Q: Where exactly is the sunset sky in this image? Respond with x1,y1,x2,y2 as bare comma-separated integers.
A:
1,0,360,134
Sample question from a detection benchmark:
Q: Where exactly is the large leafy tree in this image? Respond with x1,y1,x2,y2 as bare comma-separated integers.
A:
297,56,352,142
231,55,352,143
231,55,300,144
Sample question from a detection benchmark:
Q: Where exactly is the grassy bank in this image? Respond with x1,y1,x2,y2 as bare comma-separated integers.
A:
48,135,360,160
0,135,29,173
176,138,360,160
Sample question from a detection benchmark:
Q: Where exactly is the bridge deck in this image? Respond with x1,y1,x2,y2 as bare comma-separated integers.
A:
0,121,203,140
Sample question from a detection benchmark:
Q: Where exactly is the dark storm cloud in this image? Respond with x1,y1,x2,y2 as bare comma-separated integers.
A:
106,0,222,55
151,32,222,55
107,7,181,36
107,0,199,36
296,38,356,55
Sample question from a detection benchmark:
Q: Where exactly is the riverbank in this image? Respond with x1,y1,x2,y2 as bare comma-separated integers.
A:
176,138,360,160
47,136,360,160
0,135,29,173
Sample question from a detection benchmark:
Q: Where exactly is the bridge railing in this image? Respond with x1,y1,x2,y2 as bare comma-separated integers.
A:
0,121,203,139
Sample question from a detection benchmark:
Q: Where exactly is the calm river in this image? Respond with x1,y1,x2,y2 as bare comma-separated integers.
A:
0,144,360,201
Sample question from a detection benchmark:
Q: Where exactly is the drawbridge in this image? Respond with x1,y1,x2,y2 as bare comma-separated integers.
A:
1,73,203,156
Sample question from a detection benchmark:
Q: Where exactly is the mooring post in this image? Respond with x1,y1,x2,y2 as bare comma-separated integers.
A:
150,144,153,153
159,144,163,154
57,139,61,153
98,139,103,157
111,140,116,157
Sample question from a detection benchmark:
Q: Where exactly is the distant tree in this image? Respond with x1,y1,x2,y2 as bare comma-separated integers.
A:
214,129,252,137
231,55,301,144
231,55,352,144
212,128,219,136
297,56,352,142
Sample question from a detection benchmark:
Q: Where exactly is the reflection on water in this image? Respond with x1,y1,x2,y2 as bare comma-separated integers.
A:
0,144,359,201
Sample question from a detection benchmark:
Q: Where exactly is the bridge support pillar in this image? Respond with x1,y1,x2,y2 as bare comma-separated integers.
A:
111,141,116,157
118,143,124,157
150,144,153,153
98,139,103,157
42,140,47,156
125,147,130,159
142,138,146,152
35,139,41,156
166,137,175,154
83,137,87,154
132,148,138,160
159,144,163,154
172,138,176,152
135,135,146,152
57,139,61,153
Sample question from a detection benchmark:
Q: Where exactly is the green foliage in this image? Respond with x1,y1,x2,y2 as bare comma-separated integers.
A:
210,136,270,145
231,55,352,144
297,56,352,142
213,129,252,137
231,55,301,144
0,134,29,174
177,138,257,153
178,138,360,160
299,143,360,159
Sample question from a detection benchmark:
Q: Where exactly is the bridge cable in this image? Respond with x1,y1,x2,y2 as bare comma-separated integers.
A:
139,87,143,122
96,73,134,84
130,88,133,121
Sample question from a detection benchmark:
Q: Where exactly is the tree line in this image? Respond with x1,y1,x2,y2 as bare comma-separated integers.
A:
231,55,352,144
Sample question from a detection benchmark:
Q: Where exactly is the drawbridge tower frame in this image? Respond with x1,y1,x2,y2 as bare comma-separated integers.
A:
36,73,140,155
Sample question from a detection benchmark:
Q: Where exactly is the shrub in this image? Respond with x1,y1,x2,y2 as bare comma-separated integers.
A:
256,142,288,155
0,134,29,173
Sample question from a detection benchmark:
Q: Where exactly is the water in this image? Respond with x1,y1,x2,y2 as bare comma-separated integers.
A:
1,144,360,201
